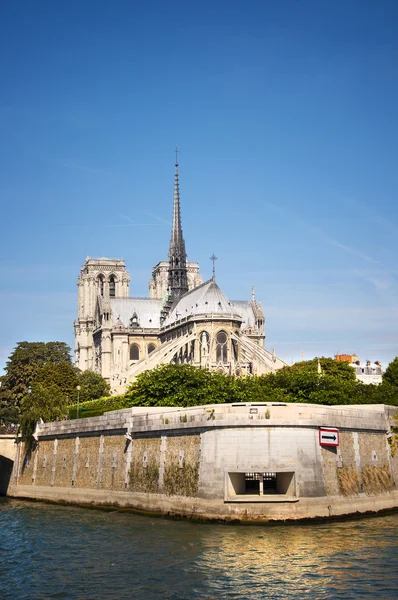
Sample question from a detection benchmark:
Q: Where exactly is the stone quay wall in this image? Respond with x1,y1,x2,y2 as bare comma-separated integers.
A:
0,434,18,496
7,403,398,522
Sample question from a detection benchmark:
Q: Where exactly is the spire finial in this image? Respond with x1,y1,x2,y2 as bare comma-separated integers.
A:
252,286,255,303
175,145,178,167
210,253,217,280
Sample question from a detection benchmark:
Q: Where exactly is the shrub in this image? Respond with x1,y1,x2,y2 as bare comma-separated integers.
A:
68,394,128,419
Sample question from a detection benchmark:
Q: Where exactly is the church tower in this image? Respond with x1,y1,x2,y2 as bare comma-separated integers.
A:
74,257,130,371
160,154,189,323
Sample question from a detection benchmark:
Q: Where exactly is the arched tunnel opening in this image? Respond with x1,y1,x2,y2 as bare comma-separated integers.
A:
0,456,14,496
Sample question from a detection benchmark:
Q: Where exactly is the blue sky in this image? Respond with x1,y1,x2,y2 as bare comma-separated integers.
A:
1,0,397,370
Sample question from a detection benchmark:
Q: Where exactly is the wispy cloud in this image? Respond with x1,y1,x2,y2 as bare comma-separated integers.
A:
108,214,165,228
3,130,114,177
267,304,398,333
103,223,164,228
59,215,165,229
264,201,381,266
61,160,114,176
0,290,76,301
342,195,398,236
145,212,171,226
352,269,396,292
322,237,380,265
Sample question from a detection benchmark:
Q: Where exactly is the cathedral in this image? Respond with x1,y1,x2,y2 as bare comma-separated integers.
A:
74,159,286,394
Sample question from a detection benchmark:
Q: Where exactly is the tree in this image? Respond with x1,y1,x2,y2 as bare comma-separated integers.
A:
383,357,398,388
0,342,72,412
77,370,111,403
235,358,362,405
34,362,79,403
234,374,293,403
19,383,68,441
125,363,238,407
288,357,356,381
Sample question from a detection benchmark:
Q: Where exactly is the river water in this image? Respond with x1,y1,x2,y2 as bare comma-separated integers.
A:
0,498,397,600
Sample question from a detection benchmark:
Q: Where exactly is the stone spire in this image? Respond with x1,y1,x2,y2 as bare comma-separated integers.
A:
167,150,188,301
160,151,189,326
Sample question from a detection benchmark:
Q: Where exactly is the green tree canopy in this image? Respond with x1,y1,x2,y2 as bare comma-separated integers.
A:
125,363,237,407
288,357,356,380
19,383,68,441
77,370,111,403
235,357,381,405
0,341,72,411
32,364,110,405
383,357,398,388
34,362,79,402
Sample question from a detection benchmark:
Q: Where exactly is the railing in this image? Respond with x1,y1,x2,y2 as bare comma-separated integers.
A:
0,423,19,434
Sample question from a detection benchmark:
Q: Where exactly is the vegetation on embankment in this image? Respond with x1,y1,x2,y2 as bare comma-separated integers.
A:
0,341,110,438
67,358,398,419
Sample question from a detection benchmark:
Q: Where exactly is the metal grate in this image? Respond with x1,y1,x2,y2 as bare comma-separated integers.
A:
244,472,277,493
263,472,277,490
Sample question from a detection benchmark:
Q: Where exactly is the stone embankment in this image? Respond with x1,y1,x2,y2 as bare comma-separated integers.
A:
6,403,398,522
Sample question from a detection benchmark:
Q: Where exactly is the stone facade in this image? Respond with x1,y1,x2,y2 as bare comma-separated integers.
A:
74,163,283,394
149,261,202,300
8,403,398,522
350,361,383,385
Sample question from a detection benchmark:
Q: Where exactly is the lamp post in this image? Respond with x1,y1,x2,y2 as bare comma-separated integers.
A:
76,386,81,419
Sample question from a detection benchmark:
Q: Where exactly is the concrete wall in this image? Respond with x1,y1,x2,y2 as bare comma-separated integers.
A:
7,403,398,522
0,434,17,495
0,435,17,461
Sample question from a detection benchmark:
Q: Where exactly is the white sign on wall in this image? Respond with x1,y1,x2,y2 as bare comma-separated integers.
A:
319,427,339,447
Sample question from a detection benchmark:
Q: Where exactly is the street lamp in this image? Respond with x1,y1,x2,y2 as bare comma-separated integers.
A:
76,386,81,419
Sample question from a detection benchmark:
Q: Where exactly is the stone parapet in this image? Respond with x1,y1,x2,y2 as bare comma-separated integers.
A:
36,403,390,439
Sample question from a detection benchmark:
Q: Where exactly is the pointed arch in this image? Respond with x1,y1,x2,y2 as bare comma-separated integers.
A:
130,344,140,361
216,330,228,363
97,274,105,296
109,274,116,297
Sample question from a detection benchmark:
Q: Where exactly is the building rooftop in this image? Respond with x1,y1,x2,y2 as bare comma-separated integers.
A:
163,279,242,327
110,297,162,329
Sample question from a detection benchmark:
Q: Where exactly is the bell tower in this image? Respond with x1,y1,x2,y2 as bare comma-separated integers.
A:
74,257,130,371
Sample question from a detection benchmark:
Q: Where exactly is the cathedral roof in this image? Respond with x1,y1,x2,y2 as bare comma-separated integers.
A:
162,279,242,328
110,298,161,329
230,301,258,329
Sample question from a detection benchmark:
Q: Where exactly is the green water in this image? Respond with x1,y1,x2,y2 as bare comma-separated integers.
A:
0,498,397,599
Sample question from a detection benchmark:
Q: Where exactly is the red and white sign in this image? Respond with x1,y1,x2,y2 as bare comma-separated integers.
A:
319,427,339,447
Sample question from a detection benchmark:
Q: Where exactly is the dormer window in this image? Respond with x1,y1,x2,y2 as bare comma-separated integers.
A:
130,312,139,328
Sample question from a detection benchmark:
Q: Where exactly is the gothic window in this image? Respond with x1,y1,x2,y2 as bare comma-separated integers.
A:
148,343,156,354
130,344,140,361
216,331,228,363
109,275,116,297
98,274,104,296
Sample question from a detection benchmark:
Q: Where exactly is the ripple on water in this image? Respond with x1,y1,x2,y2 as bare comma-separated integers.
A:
0,499,397,599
